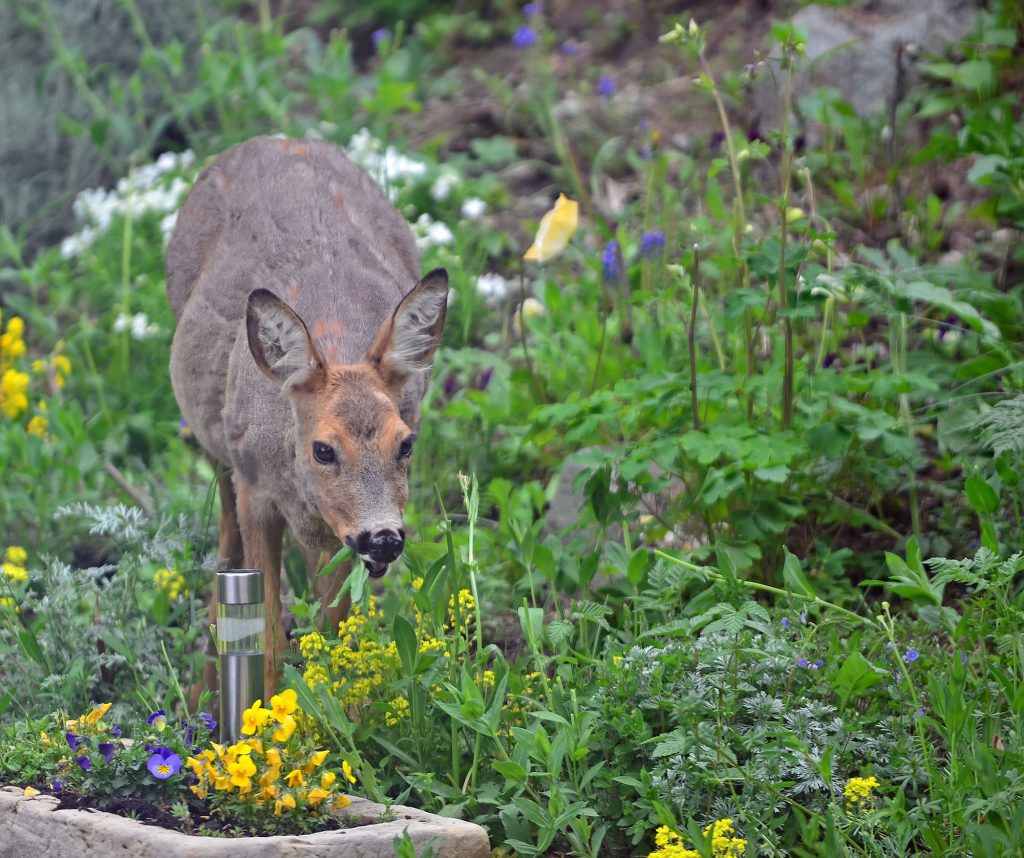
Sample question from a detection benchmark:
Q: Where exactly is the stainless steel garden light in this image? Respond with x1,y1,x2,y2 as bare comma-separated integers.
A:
217,569,265,742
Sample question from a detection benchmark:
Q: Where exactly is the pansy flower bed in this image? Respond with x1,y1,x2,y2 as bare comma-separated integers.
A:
1,693,367,837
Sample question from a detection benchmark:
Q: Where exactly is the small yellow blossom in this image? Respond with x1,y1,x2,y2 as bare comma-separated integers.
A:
274,793,296,815
342,759,357,784
272,714,296,743
385,695,411,726
84,703,112,725
523,194,579,263
285,768,305,788
321,771,336,789
1,369,30,419
844,775,880,807
26,413,48,437
306,787,330,806
154,566,187,600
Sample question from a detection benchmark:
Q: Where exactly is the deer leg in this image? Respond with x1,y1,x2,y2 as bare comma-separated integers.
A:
191,462,245,710
236,481,286,698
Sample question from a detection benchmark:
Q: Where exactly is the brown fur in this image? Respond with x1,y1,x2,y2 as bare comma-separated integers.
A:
166,137,448,698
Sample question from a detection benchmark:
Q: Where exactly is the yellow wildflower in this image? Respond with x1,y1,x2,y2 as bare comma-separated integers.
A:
26,413,48,437
154,566,187,600
299,631,326,658
227,754,256,789
385,695,411,726
333,794,351,809
523,194,579,262
285,768,305,788
1,369,30,419
844,775,880,806
265,747,282,768
321,771,336,789
4,547,27,566
702,818,747,857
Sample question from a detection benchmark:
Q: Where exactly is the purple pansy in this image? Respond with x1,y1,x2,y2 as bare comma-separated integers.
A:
97,743,115,764
147,710,167,731
65,732,82,750
51,781,63,793
146,747,182,780
109,725,123,738
199,712,217,733
512,24,537,49
76,756,92,772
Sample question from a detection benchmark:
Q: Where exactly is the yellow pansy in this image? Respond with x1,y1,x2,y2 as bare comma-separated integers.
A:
84,703,112,725
523,194,579,263
307,787,330,806
270,689,298,721
285,768,305,788
240,701,271,735
272,714,296,743
274,793,296,815
342,759,357,784
265,747,282,768
23,786,39,797
321,771,336,789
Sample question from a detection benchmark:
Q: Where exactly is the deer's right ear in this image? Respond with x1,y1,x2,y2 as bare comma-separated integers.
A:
246,289,324,390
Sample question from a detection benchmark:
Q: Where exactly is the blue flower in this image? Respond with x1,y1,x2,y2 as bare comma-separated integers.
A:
76,756,92,772
51,781,63,793
602,240,620,283
146,747,182,780
640,230,666,258
796,657,810,669
512,25,537,49
903,647,920,663
560,41,580,57
597,75,615,98
523,2,542,15
799,609,807,625
372,28,391,49
199,712,217,732
147,710,167,731
781,616,790,629
110,725,123,738
65,732,82,750
815,658,826,669
97,743,115,764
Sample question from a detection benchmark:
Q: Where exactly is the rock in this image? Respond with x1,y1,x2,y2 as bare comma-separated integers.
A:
750,0,978,127
0,787,490,858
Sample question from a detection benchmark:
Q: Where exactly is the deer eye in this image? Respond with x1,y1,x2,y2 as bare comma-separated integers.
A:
312,441,336,465
398,434,416,460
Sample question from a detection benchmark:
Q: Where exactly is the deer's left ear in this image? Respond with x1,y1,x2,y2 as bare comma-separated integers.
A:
366,269,448,392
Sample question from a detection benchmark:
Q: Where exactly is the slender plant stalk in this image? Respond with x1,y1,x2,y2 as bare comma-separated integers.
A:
777,53,796,431
688,246,702,430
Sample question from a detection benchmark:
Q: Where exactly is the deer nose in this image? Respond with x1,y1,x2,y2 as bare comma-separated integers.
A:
357,529,405,564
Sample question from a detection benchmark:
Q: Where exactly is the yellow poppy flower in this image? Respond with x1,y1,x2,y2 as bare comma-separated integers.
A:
523,194,579,263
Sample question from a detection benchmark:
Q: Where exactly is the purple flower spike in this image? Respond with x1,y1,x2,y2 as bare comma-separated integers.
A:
903,647,920,663
640,230,666,258
146,747,182,780
76,756,92,772
602,240,620,283
597,75,615,98
512,24,537,49
98,743,115,764
65,732,82,750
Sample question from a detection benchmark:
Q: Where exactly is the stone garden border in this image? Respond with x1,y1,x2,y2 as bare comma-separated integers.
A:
0,787,490,857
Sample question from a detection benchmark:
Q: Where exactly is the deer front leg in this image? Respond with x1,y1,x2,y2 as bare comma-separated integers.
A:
236,481,286,700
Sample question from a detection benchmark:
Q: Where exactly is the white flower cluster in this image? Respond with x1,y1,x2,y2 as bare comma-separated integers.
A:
60,150,196,259
412,213,454,250
113,311,160,341
346,128,427,201
475,272,508,304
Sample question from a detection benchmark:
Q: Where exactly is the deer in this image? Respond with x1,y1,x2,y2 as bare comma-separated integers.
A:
165,136,448,700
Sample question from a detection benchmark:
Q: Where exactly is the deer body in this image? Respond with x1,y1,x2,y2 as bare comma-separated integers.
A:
166,137,447,696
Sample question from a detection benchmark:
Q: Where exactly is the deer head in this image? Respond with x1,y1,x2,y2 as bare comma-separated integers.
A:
245,269,448,576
